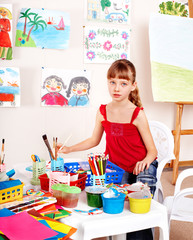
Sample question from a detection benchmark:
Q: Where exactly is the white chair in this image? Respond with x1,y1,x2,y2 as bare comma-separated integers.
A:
149,120,175,203
163,168,193,230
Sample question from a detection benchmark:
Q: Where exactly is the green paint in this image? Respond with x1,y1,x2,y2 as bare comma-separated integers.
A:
151,61,193,102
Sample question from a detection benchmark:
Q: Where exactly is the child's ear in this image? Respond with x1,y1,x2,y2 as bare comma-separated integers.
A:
131,81,137,91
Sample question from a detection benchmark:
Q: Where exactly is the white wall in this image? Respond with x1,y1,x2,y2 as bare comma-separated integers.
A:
1,0,193,169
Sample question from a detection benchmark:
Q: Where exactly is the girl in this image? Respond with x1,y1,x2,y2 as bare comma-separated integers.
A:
57,59,158,239
0,7,12,60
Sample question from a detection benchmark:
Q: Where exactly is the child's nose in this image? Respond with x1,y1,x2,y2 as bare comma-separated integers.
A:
115,84,120,91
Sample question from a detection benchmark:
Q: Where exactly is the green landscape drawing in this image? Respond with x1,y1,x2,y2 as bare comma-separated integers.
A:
151,61,193,102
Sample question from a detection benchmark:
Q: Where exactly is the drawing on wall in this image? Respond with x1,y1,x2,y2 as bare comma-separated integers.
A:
41,68,91,107
149,13,193,102
15,8,70,49
85,0,131,24
0,4,13,60
0,68,20,107
83,25,130,63
158,1,189,17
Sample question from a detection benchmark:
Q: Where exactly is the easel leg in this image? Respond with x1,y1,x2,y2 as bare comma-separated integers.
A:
172,104,183,185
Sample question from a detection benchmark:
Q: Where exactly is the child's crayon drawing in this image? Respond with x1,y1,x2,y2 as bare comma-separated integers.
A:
0,4,13,60
15,8,70,49
0,67,20,107
41,68,91,107
83,25,130,63
85,0,131,25
158,0,189,17
149,14,193,102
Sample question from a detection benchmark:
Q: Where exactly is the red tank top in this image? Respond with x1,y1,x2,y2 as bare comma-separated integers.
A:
100,104,147,173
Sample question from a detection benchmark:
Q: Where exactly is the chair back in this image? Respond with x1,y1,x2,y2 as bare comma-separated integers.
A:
149,120,175,164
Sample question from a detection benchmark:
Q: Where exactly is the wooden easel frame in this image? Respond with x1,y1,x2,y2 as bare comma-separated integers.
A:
171,103,193,184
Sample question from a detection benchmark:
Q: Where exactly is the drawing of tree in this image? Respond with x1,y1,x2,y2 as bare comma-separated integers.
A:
19,8,35,35
26,14,47,42
100,0,111,14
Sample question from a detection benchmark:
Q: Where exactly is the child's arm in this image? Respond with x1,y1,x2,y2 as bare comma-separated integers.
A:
57,110,104,154
133,110,158,175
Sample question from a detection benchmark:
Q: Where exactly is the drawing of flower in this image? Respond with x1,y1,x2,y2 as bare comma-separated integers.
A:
88,30,96,40
87,51,95,60
103,41,112,51
121,53,127,59
18,38,22,41
122,31,129,40
21,39,25,44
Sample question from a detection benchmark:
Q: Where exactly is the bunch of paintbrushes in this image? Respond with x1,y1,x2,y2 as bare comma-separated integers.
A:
0,139,5,165
88,153,109,176
42,135,58,161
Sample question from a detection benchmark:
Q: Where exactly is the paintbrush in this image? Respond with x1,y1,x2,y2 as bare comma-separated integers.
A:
59,134,72,151
53,137,56,160
55,137,58,160
42,134,55,160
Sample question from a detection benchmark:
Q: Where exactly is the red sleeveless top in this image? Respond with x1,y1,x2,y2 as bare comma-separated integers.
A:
100,104,147,173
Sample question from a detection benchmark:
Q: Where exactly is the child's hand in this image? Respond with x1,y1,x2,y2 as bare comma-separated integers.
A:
133,160,150,175
57,143,71,154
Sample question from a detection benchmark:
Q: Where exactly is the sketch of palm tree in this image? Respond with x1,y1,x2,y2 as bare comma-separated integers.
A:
19,8,35,35
26,14,47,42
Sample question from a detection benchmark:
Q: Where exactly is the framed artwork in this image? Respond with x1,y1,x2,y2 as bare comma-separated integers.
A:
149,13,193,102
15,8,70,49
41,68,91,107
0,4,13,60
83,25,130,63
0,68,20,107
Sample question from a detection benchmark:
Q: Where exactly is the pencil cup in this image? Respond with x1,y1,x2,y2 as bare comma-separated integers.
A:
91,174,106,186
51,157,64,172
31,159,46,185
0,164,6,172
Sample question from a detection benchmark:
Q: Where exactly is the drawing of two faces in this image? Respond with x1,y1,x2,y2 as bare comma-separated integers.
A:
42,75,90,107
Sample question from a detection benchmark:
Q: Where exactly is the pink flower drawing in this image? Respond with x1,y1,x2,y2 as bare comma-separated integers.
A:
122,31,129,40
121,53,127,59
103,41,112,51
87,51,95,60
88,30,96,40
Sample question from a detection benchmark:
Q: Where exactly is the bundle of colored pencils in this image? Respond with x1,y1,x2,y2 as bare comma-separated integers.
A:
88,153,109,176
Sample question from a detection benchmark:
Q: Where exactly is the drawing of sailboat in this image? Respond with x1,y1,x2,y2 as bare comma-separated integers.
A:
54,17,65,30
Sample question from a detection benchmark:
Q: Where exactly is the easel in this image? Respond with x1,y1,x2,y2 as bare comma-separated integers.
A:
171,103,193,184
170,1,193,184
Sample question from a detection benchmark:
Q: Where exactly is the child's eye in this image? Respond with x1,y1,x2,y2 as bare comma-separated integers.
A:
110,81,115,85
122,83,127,86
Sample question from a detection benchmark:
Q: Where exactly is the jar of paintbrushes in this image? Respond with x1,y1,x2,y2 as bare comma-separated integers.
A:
42,134,64,172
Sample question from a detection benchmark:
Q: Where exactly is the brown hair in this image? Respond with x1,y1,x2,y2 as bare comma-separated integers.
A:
107,59,142,107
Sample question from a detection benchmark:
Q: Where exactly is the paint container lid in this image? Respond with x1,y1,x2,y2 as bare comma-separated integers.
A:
85,186,107,194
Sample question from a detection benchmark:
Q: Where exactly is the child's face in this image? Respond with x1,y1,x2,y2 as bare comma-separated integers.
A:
0,9,8,17
45,78,62,93
107,78,136,102
71,82,88,96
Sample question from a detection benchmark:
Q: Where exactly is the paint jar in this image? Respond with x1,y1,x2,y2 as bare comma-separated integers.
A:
51,157,64,172
52,184,81,208
85,186,106,208
101,192,125,214
31,159,46,185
